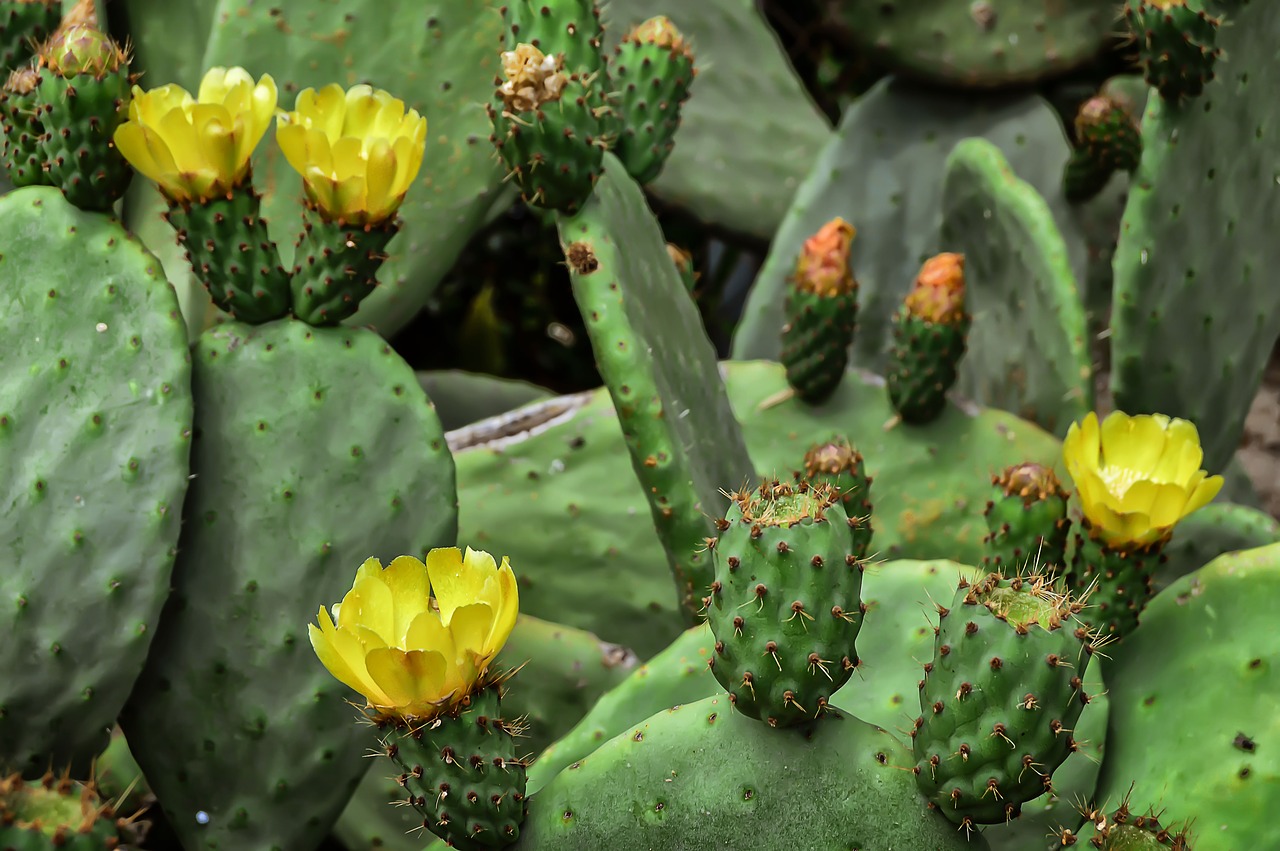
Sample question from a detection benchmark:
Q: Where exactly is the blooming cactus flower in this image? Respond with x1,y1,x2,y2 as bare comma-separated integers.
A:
309,548,518,720
275,83,427,226
1062,411,1223,548
113,66,278,203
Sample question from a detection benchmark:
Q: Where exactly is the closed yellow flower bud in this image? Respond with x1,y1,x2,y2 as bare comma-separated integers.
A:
308,548,518,720
112,66,277,204
1062,411,1223,548
276,83,427,226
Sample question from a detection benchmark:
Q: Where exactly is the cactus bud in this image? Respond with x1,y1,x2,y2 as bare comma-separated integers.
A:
1064,94,1143,203
779,218,859,404
1123,0,1221,104
800,436,874,559
0,0,60,70
885,253,971,424
1,63,49,186
666,243,698,294
982,462,1071,573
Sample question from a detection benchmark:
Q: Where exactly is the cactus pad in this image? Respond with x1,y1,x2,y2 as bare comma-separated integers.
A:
556,154,754,619
1091,543,1280,849
0,0,58,71
0,186,192,776
518,696,986,849
120,319,457,850
1108,0,1280,473
942,138,1093,436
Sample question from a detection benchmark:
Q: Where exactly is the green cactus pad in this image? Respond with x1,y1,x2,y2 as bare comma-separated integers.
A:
0,186,192,776
0,0,58,71
1124,0,1221,103
119,319,457,850
607,16,696,185
556,154,755,619
163,189,293,324
1071,795,1195,850
733,78,1088,372
415,370,555,432
1108,0,1280,474
601,0,832,240
381,685,527,849
983,463,1072,574
335,613,637,849
35,25,133,211
0,770,141,849
290,209,398,326
1091,543,1280,850
196,0,509,338
489,65,609,214
1,66,50,187
942,138,1093,436
887,313,970,425
449,360,1062,656
833,1,1115,89
799,436,873,559
912,572,1097,828
520,696,986,849
1156,501,1280,593
502,0,606,79
707,480,863,727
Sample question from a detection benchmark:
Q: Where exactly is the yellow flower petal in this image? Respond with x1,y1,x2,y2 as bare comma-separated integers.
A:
447,601,497,662
342,574,396,638
309,607,393,706
491,557,520,653
112,123,174,188
1185,474,1223,515
381,555,431,643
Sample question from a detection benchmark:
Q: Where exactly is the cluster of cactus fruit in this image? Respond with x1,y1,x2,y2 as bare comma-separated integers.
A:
1,0,1279,850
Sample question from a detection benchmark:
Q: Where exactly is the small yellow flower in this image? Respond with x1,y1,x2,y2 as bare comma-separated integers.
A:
308,548,518,720
113,67,277,203
275,83,427,226
1062,411,1223,548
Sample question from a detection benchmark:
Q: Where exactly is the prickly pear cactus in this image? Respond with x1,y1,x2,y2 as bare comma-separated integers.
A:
886,252,971,425
515,696,987,849
779,218,859,404
0,769,145,849
1109,0,1280,472
1063,94,1143,204
1090,544,1280,850
982,463,1072,573
799,436,873,559
0,0,59,71
0,187,192,776
912,572,1097,829
706,480,864,727
120,320,457,850
0,66,50,187
1124,0,1222,103
606,15,696,185
556,154,755,620
941,139,1093,436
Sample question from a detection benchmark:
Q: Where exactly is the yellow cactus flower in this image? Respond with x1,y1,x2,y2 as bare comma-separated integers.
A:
308,548,518,720
1062,411,1223,548
113,66,277,204
275,83,427,226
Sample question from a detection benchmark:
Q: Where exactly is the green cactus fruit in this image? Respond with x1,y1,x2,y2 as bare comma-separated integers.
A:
1064,94,1144,204
982,462,1072,573
290,209,398,326
1068,519,1165,639
779,217,859,404
501,0,605,79
911,571,1097,830
667,242,697,294
0,0,58,71
0,769,146,849
886,252,971,425
1067,793,1194,849
489,43,609,213
381,683,527,849
707,479,864,727
607,16,696,185
161,189,293,324
1124,0,1221,104
799,436,874,560
1,64,48,186
34,23,132,211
